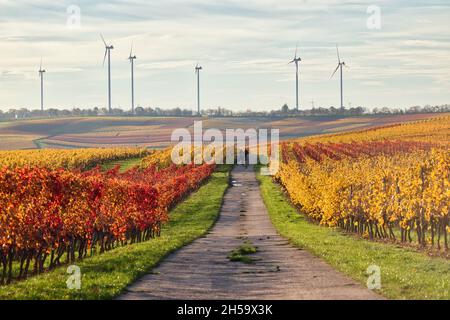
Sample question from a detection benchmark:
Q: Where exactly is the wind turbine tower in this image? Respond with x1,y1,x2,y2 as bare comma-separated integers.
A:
39,59,46,111
128,43,137,114
331,44,348,110
195,63,203,116
101,34,114,113
289,44,302,110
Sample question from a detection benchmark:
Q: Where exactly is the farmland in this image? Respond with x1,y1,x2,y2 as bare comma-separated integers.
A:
0,113,443,150
0,117,196,150
0,114,448,300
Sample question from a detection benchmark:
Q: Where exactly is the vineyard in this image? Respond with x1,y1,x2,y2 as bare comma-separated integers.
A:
140,146,230,169
0,148,214,284
141,148,174,169
305,115,450,145
277,118,449,252
0,148,149,170
0,114,448,298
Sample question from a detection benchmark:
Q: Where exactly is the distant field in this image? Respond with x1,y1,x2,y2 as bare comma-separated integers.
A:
0,113,445,150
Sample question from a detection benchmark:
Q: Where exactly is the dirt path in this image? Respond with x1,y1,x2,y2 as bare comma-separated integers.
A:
119,166,382,300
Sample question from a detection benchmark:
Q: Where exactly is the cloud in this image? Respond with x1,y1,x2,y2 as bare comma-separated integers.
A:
0,0,449,110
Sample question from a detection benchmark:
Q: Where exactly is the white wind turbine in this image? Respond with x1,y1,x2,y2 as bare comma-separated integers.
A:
101,34,114,113
195,63,203,116
330,44,349,110
128,43,137,114
289,44,302,110
38,58,46,111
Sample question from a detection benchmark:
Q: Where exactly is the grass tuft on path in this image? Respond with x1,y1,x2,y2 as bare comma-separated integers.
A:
228,240,258,264
0,165,232,300
257,171,450,300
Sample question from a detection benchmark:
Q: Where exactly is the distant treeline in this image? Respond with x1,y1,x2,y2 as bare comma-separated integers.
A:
0,104,449,120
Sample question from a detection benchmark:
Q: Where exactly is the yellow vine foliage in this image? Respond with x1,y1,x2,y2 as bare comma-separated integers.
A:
277,116,450,249
278,150,449,227
140,145,237,169
0,148,149,170
302,115,450,146
141,148,174,169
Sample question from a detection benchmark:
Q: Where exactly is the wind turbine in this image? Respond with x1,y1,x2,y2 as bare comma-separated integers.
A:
195,63,203,116
289,44,302,110
128,43,137,114
331,44,348,110
38,58,46,111
101,34,114,113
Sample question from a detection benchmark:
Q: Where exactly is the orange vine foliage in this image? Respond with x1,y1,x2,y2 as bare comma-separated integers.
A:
0,162,214,284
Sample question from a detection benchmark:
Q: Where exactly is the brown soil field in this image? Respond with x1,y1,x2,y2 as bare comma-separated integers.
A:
0,113,445,150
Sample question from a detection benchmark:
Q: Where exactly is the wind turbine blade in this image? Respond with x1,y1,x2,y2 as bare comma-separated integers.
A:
40,57,42,70
294,43,298,59
336,44,341,63
330,64,340,79
100,34,107,47
103,49,108,66
130,42,133,57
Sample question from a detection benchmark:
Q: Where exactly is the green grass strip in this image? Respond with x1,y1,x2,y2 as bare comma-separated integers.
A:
101,157,144,172
0,165,232,300
257,171,450,300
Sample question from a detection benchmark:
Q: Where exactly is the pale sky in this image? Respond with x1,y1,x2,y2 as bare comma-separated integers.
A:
0,0,449,112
